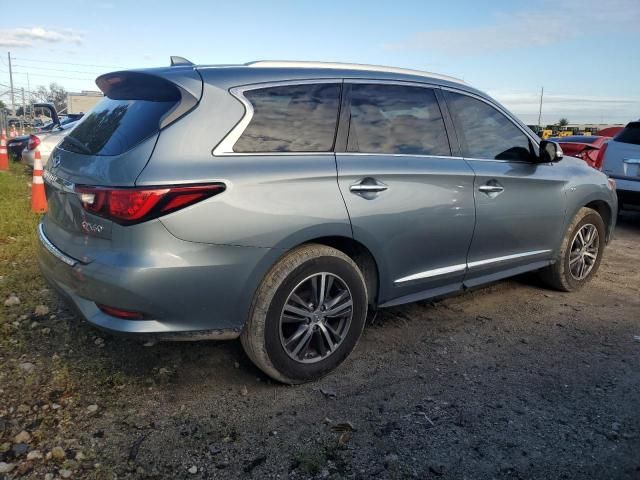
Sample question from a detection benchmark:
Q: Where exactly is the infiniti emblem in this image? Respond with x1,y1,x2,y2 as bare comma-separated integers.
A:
52,155,61,168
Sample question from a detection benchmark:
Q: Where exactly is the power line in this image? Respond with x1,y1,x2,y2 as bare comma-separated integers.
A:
13,56,125,69
13,64,107,75
11,70,97,82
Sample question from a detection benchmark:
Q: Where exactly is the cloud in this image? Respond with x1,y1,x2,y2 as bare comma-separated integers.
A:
386,0,640,55
0,27,84,49
489,90,640,124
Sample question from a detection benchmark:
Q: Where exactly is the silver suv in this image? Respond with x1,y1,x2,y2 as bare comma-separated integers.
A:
39,60,617,383
601,121,640,209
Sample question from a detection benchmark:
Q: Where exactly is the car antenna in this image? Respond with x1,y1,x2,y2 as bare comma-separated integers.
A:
170,56,194,67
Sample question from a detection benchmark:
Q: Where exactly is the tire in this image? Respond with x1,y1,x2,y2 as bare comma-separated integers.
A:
539,207,606,292
241,244,368,384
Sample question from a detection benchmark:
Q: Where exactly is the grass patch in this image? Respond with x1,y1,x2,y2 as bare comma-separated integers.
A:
0,163,44,320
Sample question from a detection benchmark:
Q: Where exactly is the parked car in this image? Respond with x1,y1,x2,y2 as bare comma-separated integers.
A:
601,121,640,209
549,135,611,169
21,121,79,167
6,136,29,161
38,60,617,384
35,115,82,133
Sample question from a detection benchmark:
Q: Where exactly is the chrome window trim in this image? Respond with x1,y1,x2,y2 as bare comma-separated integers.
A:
38,223,79,267
440,86,541,156
212,79,343,157
394,249,552,284
339,152,464,160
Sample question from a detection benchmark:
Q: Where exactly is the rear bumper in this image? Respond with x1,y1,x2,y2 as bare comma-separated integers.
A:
37,221,271,340
614,177,640,206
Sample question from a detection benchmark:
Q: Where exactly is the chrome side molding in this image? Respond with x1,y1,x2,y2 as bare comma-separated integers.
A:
394,249,552,285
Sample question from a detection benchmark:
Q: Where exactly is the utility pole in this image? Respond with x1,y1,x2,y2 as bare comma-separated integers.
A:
21,87,25,132
8,52,15,114
26,73,31,121
537,86,544,131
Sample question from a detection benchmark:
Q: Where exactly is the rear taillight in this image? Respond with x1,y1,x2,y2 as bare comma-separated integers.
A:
594,142,608,170
27,134,40,150
75,184,225,225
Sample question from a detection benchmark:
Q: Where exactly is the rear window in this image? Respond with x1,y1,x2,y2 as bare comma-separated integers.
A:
233,83,341,153
614,122,640,146
59,72,180,156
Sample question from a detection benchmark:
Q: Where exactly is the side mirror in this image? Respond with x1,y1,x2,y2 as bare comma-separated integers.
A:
539,140,563,163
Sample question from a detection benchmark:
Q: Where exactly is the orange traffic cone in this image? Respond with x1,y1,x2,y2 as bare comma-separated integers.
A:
31,149,47,213
0,133,8,171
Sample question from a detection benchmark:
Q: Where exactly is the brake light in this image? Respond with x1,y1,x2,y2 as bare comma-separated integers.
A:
75,184,225,225
27,134,40,150
96,303,145,320
594,142,608,170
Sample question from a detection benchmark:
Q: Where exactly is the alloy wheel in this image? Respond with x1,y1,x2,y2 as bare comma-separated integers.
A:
569,223,599,281
279,272,353,364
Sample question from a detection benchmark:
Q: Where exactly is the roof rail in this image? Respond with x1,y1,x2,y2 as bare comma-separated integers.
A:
245,60,465,84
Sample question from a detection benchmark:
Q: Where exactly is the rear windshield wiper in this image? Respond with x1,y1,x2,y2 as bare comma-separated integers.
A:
62,136,92,155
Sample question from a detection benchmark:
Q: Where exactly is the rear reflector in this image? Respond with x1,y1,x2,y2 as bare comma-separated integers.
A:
96,303,145,320
75,183,225,225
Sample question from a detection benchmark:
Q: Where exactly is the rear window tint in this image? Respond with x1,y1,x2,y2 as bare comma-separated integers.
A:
615,122,640,146
233,83,341,153
59,97,176,156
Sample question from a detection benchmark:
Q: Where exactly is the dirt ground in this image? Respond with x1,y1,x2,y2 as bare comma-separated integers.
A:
1,208,639,479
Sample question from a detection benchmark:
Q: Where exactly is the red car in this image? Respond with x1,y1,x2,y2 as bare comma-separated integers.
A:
550,135,611,169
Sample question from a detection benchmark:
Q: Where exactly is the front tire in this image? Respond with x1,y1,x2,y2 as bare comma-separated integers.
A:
540,207,606,291
241,244,368,384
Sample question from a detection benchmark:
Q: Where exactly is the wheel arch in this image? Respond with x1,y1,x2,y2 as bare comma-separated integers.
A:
584,199,613,241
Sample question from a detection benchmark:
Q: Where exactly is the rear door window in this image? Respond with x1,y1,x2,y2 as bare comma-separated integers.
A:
233,83,341,153
445,91,535,161
615,122,640,145
347,84,451,156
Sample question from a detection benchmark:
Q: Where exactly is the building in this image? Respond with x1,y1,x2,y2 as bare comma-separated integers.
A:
66,91,103,114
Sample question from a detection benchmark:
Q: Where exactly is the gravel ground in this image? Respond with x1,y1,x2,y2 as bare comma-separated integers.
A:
1,211,639,479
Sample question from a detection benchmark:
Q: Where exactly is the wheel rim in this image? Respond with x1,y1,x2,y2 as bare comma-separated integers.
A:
569,223,600,281
279,272,353,364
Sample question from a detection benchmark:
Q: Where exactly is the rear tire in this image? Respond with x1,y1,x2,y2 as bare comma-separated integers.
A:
539,207,605,291
241,244,368,384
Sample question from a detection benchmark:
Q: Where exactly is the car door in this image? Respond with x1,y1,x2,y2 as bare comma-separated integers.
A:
443,90,568,287
335,82,476,306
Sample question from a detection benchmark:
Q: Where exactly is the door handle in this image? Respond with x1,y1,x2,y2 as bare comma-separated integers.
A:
478,185,504,193
349,178,388,197
349,184,388,193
